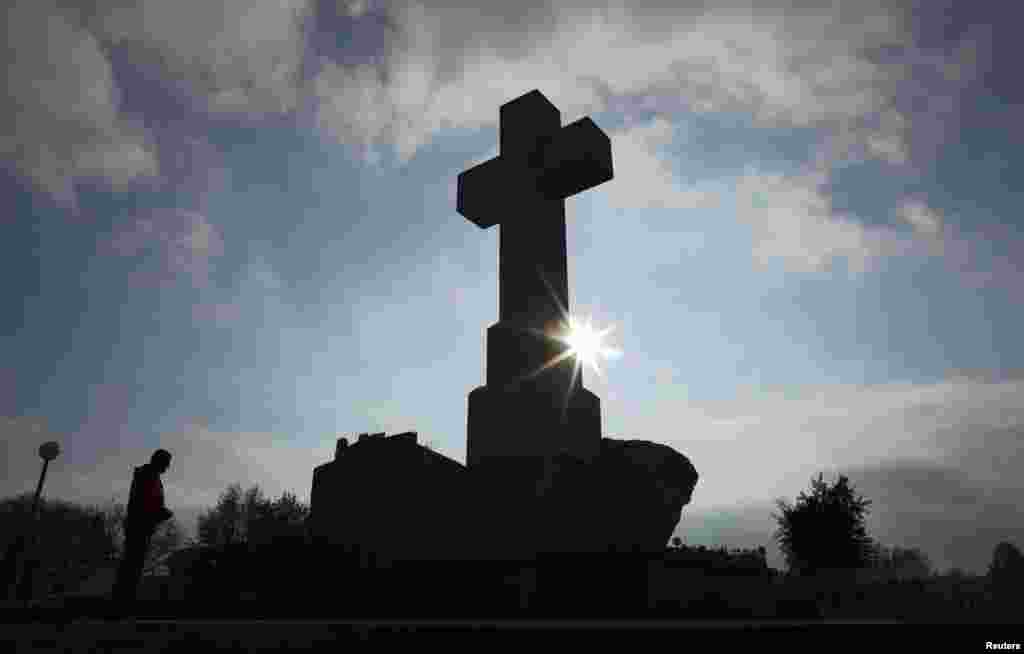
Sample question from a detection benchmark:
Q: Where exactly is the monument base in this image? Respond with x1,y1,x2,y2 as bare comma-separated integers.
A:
466,380,601,468
465,380,603,559
307,432,698,564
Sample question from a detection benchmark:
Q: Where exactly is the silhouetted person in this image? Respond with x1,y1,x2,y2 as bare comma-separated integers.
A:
111,449,174,603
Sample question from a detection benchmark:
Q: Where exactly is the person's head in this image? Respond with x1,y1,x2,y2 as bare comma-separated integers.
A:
151,449,172,474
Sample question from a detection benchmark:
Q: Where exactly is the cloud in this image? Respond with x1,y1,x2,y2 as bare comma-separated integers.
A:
1,414,334,535
309,1,954,166
100,209,224,288
636,375,1024,510
148,134,233,212
310,2,992,275
89,0,315,117
735,169,909,272
1,1,159,211
2,0,312,208
150,420,332,509
651,374,1024,573
683,458,1024,575
1,417,55,492
604,118,720,211
839,459,1024,575
6,0,992,286
899,199,943,237
898,210,1024,299
341,1,373,19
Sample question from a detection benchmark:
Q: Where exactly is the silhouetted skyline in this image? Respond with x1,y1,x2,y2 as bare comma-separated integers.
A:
2,1,1023,577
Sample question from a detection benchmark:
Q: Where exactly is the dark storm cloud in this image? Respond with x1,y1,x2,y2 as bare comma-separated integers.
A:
841,459,1024,574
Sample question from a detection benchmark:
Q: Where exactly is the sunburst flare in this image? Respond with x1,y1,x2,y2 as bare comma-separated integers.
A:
558,314,623,381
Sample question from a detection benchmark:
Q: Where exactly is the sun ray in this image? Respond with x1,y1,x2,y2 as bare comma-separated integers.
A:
557,313,621,383
512,267,620,414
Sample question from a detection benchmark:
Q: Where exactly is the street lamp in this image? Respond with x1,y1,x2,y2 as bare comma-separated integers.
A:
14,441,61,605
33,441,61,516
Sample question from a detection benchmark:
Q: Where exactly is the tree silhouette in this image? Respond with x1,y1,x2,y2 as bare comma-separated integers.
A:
97,496,127,560
772,473,875,576
245,490,309,546
869,544,933,579
145,516,185,572
987,541,1024,600
198,483,246,546
945,567,969,580
187,484,311,600
198,483,310,548
1,493,126,595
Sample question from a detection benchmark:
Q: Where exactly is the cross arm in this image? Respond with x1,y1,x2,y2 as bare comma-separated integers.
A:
457,116,613,229
457,155,508,229
537,117,613,200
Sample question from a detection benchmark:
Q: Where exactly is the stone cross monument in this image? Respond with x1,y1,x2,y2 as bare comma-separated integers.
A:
458,89,613,469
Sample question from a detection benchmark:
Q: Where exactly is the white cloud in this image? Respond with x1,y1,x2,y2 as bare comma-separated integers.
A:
5,0,986,285
3,0,315,208
900,200,943,236
309,2,986,273
342,0,373,18
5,416,330,511
1,1,159,211
604,118,720,211
626,376,1024,509
735,169,906,272
93,0,315,117
311,2,917,164
615,371,1024,574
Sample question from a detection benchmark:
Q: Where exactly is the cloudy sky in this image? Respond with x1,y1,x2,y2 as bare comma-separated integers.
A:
2,0,1021,573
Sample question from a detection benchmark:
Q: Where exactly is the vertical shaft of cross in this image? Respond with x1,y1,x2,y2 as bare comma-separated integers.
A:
495,90,567,334
498,197,568,331
489,193,575,395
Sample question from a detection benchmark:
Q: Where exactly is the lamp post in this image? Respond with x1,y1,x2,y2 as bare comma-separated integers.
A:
32,441,61,515
15,441,61,606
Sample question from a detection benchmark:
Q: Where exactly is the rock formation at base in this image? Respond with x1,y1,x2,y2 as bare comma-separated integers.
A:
592,437,699,552
309,432,698,563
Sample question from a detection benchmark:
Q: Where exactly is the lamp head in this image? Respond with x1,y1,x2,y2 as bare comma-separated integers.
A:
39,441,60,462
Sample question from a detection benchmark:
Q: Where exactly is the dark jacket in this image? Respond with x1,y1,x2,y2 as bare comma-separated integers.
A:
126,463,171,530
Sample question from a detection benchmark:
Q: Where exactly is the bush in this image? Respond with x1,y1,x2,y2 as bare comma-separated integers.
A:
987,541,1024,601
773,473,875,576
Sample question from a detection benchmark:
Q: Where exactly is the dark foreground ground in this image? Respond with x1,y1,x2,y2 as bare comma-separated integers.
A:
3,549,1020,649
1,609,1020,652
2,590,1020,651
